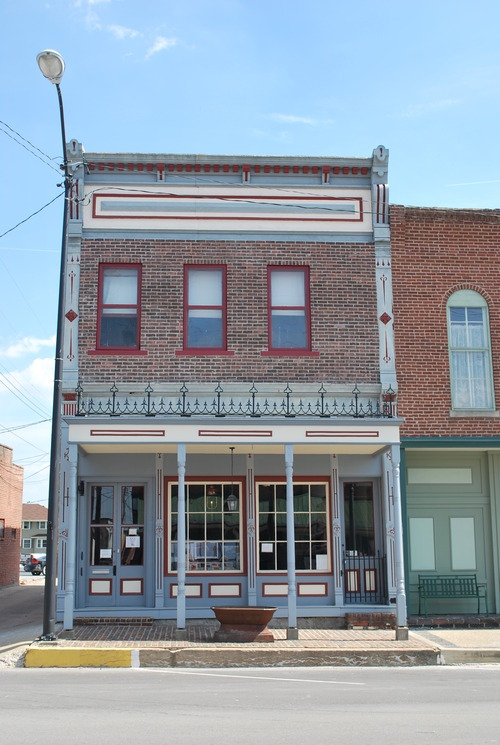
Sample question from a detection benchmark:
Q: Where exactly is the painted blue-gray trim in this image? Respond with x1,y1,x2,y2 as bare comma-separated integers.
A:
81,229,375,244
401,437,500,449
99,199,357,216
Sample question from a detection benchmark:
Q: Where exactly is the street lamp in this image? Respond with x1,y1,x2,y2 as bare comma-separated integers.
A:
36,49,71,640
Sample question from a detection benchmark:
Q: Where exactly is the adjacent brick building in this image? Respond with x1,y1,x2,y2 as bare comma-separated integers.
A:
0,444,23,586
391,205,500,615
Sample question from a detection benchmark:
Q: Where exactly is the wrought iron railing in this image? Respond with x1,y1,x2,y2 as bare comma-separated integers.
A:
71,382,397,419
343,552,388,604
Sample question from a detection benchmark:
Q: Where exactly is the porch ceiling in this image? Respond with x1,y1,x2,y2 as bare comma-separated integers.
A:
76,443,388,455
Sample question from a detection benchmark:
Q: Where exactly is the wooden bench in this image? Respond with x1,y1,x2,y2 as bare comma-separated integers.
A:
418,574,488,616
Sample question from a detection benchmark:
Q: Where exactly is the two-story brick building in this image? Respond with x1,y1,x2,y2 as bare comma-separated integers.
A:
0,444,23,586
55,142,406,633
391,206,500,616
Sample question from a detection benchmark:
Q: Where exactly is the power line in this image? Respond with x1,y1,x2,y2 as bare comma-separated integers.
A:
0,191,64,241
0,419,51,434
0,368,51,419
0,119,62,175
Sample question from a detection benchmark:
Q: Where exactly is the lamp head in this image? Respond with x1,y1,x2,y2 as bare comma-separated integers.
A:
37,50,65,85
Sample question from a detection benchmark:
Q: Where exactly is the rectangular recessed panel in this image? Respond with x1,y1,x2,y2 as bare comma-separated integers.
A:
90,579,112,595
364,570,377,592
171,584,202,598
121,579,143,595
262,583,288,596
345,570,359,592
451,517,476,570
209,584,241,598
409,517,436,571
297,583,327,596
408,467,472,485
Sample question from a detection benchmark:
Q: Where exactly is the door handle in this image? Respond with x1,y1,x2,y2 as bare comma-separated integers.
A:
113,565,116,576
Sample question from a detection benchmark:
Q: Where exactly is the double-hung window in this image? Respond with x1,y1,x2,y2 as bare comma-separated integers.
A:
97,265,141,350
268,267,310,351
447,290,494,410
184,266,226,350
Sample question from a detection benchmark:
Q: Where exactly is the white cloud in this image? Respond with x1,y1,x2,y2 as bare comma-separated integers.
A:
108,24,142,40
400,98,461,118
267,113,332,126
145,36,179,59
0,358,54,399
1,336,55,359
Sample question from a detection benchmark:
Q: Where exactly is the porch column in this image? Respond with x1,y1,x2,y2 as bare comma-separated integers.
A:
330,454,344,605
176,444,187,632
63,445,78,630
391,444,408,633
246,453,257,606
285,444,298,638
155,454,164,609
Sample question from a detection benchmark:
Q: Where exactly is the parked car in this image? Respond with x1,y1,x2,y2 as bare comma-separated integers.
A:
24,553,46,575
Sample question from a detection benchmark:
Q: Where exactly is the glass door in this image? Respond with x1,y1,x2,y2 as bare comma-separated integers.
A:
83,484,147,607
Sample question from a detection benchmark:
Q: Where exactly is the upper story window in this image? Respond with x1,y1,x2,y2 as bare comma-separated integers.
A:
38,521,47,530
23,521,30,530
97,265,141,350
268,267,310,351
184,266,226,350
447,290,494,410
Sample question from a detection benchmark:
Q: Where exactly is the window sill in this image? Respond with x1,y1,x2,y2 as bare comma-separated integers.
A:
261,350,320,357
88,349,148,356
175,349,235,356
449,409,499,418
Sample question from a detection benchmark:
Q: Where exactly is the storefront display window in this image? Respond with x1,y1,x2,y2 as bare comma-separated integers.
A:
257,482,329,571
169,482,241,572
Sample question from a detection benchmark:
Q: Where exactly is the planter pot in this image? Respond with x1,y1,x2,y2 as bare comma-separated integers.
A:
211,606,278,643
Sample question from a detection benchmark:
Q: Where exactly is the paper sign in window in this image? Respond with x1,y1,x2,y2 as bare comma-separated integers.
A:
125,535,140,548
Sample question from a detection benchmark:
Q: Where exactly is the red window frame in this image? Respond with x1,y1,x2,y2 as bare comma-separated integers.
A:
267,266,311,352
96,263,142,352
183,265,227,352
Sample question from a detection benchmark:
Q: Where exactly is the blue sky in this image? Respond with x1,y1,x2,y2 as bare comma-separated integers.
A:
1,0,500,504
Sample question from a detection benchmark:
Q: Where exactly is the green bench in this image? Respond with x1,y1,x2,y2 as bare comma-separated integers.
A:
418,574,488,616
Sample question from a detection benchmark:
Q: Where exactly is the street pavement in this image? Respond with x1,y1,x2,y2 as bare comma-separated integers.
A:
2,574,500,668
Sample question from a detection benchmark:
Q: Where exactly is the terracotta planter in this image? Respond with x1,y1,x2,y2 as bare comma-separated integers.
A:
211,606,278,643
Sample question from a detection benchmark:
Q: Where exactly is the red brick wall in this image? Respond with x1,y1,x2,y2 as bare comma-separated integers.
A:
77,239,379,385
391,205,500,437
0,445,23,586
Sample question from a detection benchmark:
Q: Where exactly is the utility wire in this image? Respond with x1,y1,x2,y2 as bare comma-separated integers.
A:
0,119,62,175
0,191,64,241
0,419,51,434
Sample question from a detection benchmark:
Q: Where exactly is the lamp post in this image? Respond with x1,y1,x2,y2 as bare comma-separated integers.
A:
36,49,70,640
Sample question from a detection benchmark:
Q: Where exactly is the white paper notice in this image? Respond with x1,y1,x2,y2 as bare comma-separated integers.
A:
100,548,112,559
126,535,140,548
315,554,328,571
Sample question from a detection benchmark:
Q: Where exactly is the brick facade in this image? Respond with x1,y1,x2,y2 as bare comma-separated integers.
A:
0,444,23,586
78,239,380,386
390,205,500,437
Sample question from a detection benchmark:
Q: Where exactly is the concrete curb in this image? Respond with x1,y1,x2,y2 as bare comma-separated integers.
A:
439,648,500,665
24,644,440,669
25,646,134,668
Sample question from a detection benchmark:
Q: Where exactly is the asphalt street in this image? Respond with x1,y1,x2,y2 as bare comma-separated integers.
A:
1,666,500,745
